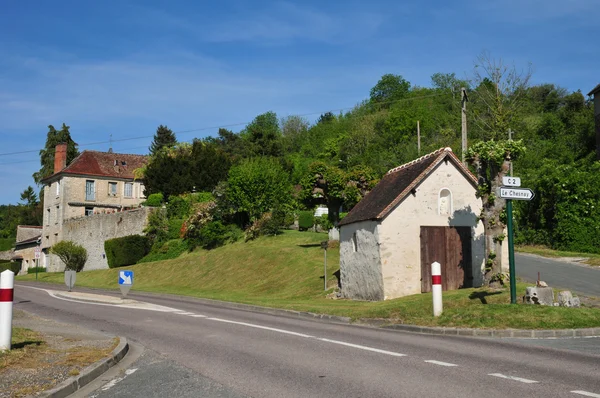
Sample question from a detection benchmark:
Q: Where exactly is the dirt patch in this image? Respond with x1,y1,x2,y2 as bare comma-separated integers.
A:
0,311,118,398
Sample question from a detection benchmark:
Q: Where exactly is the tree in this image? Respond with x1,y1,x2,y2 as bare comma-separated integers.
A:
299,162,378,226
244,111,283,157
369,74,411,108
50,240,88,272
226,157,293,224
281,115,310,153
19,186,42,226
149,125,177,155
471,52,532,140
33,124,79,184
191,139,231,192
143,144,194,198
466,140,525,283
19,186,38,207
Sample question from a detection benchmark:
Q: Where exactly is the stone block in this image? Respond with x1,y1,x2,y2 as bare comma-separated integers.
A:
558,291,581,307
524,286,554,306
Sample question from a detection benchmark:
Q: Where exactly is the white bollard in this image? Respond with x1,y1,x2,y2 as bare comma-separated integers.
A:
431,262,443,317
0,270,14,351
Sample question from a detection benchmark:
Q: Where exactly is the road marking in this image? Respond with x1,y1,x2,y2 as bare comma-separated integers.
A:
100,368,138,391
174,311,196,315
572,391,600,397
424,360,457,367
488,373,538,384
207,317,314,338
189,314,207,318
318,338,406,357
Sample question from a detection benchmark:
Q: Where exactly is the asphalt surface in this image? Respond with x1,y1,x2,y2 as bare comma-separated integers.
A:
515,253,600,297
12,283,600,398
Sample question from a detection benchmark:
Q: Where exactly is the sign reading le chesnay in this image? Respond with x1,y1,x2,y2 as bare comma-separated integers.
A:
499,187,535,200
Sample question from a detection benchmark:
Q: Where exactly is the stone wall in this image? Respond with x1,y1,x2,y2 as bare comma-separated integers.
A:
339,220,384,301
45,207,152,272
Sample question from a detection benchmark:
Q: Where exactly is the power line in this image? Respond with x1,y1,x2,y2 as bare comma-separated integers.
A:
0,92,450,158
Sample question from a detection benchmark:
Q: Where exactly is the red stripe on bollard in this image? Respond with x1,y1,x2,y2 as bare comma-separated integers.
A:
0,289,13,302
432,275,442,285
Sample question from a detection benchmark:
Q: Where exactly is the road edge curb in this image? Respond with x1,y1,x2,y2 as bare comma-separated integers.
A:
39,336,129,398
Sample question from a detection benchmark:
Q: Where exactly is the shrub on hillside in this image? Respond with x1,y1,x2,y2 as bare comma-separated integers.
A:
104,235,150,268
50,241,88,272
0,261,21,274
168,219,185,240
196,221,228,250
138,239,189,263
244,212,284,241
298,211,314,230
182,201,217,242
144,193,164,207
144,209,169,248
316,214,333,231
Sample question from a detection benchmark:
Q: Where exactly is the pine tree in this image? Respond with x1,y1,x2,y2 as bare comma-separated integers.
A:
149,125,177,155
33,123,79,184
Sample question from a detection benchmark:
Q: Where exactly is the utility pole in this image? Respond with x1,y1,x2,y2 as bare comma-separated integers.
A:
461,88,468,165
508,129,514,176
417,120,421,156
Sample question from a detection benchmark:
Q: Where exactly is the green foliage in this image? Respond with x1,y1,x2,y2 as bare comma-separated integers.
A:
298,211,314,230
244,111,283,157
144,209,169,248
182,201,217,244
191,140,232,192
244,212,283,241
138,239,189,263
316,214,333,231
33,123,79,184
226,157,293,223
0,261,21,274
166,192,214,219
27,267,46,274
370,74,411,107
104,235,150,268
194,221,236,250
50,241,88,272
149,125,177,155
143,144,194,198
145,193,164,207
0,238,15,251
168,219,185,240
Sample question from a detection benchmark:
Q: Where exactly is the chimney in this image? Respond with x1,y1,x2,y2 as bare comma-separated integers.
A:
588,83,600,161
54,143,68,173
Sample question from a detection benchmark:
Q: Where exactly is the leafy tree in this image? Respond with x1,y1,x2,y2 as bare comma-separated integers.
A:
19,186,42,226
191,139,231,192
369,74,411,108
281,115,310,153
19,186,38,207
299,162,378,226
50,240,88,272
149,125,177,155
143,144,194,198
244,111,283,157
33,124,79,184
207,128,254,162
466,140,526,282
226,157,293,225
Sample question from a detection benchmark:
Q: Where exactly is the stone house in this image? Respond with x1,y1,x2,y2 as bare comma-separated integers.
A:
40,144,149,271
338,147,488,301
12,225,42,274
588,83,600,160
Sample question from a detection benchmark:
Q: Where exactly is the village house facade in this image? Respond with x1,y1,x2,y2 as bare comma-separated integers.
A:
12,225,42,274
338,147,493,301
40,144,149,271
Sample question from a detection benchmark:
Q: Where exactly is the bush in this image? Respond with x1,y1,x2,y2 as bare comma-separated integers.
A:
182,201,217,242
0,261,20,274
144,209,169,247
50,241,88,272
244,212,284,241
27,266,46,274
316,214,333,231
104,235,150,268
168,219,185,240
196,221,228,250
144,193,164,207
138,239,189,263
298,211,314,230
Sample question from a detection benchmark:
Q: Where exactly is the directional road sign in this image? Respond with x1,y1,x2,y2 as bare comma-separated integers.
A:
502,176,521,187
499,187,534,201
64,270,76,292
119,270,134,297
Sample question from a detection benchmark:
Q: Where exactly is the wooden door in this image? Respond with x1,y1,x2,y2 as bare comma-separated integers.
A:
420,226,472,293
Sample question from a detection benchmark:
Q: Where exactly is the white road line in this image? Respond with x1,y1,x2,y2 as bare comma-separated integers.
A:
571,391,600,398
488,373,538,384
424,360,458,367
207,317,314,338
318,338,406,357
174,312,196,315
100,368,138,391
189,314,207,318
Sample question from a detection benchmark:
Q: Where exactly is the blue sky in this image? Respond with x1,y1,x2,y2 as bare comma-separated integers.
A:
0,0,598,205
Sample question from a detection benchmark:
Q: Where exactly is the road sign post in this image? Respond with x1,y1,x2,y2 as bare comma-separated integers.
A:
34,246,41,281
119,270,134,297
499,180,534,304
64,270,76,292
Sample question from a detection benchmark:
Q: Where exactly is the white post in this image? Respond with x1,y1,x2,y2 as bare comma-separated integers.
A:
431,262,443,317
0,270,15,351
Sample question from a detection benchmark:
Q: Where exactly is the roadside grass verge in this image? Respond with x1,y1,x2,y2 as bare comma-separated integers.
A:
17,231,600,330
516,245,600,266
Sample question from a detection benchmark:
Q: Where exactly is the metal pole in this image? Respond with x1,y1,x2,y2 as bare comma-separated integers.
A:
431,262,443,316
324,249,327,291
507,199,517,304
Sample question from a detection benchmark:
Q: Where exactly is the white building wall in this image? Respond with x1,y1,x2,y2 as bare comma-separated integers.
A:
339,220,384,301
378,161,486,299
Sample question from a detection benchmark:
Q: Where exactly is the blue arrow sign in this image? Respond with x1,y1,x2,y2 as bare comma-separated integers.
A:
119,270,134,286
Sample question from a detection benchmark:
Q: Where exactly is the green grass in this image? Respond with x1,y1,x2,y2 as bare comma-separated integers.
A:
516,245,600,266
17,231,600,329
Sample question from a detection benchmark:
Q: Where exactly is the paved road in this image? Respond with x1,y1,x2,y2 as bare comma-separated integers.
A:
515,253,600,297
13,284,600,398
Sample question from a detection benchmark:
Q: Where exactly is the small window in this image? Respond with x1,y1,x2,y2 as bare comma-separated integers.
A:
85,207,94,216
46,208,50,226
56,180,60,196
124,182,133,198
352,232,358,252
55,205,59,224
439,188,452,216
85,180,95,201
109,182,117,196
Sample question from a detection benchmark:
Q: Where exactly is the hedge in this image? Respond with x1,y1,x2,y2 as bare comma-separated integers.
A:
0,261,21,274
298,211,314,230
104,235,150,268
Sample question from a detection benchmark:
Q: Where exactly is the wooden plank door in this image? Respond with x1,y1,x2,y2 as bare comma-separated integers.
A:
420,226,446,293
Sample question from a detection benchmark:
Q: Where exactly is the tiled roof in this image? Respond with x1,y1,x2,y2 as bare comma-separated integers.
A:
42,151,147,182
339,147,477,226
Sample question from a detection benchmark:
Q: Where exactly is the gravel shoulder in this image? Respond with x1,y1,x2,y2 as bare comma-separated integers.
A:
0,310,118,398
